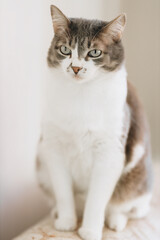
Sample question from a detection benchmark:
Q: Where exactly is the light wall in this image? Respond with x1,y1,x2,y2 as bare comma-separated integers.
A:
0,1,50,240
0,1,159,240
0,1,120,240
121,0,160,160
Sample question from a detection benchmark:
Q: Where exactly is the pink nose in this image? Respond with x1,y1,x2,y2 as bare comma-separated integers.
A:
71,66,82,75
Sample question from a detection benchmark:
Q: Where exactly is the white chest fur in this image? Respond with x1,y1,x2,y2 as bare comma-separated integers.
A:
42,66,127,192
43,66,127,132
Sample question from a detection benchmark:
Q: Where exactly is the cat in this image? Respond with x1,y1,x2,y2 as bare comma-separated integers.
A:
36,5,153,240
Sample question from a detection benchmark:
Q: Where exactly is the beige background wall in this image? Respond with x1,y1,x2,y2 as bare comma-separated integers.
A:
121,0,160,160
0,1,159,240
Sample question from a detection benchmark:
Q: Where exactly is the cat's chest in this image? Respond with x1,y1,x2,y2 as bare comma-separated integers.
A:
65,133,93,193
44,77,125,133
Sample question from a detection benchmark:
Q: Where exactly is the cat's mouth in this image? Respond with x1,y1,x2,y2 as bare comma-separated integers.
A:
66,69,88,83
74,75,82,80
71,74,85,82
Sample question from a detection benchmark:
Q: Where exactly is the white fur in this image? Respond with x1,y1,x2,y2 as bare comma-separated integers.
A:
123,144,145,174
39,58,128,240
106,193,151,231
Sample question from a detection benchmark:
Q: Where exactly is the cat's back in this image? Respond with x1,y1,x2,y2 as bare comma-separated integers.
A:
126,80,151,161
111,80,153,203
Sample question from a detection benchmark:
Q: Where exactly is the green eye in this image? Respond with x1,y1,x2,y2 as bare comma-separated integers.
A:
88,49,102,58
60,45,71,55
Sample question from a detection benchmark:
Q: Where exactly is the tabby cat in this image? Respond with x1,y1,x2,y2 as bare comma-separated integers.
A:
36,5,153,240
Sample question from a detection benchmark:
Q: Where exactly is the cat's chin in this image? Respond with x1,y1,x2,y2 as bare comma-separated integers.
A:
68,71,98,84
72,75,86,83
72,77,92,84
67,73,90,84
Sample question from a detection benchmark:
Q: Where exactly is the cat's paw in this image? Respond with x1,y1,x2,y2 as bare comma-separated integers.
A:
106,213,127,232
54,217,77,231
78,227,101,240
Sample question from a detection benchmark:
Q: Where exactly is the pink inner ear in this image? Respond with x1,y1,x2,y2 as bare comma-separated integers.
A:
97,14,126,42
111,30,122,42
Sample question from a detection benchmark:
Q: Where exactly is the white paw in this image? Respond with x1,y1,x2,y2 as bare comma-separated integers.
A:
54,217,77,231
106,213,127,232
78,227,101,240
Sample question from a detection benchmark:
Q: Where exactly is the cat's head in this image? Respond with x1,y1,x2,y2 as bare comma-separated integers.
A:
48,5,126,83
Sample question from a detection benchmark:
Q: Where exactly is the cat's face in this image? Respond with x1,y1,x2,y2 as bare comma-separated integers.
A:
48,5,126,83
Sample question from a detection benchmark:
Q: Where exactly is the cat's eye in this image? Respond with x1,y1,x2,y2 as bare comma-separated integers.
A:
60,45,71,56
88,49,102,58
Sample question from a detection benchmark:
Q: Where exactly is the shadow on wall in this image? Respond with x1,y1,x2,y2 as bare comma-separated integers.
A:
0,184,50,240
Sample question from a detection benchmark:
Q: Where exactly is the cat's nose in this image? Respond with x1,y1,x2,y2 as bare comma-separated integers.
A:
71,66,82,75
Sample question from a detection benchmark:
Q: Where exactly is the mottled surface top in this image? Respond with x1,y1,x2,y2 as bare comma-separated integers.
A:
13,163,160,240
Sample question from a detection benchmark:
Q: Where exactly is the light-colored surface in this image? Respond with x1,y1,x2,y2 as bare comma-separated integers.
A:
13,164,160,240
0,1,160,240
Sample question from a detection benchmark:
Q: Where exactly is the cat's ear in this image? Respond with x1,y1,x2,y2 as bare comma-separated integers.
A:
50,5,70,33
100,14,126,42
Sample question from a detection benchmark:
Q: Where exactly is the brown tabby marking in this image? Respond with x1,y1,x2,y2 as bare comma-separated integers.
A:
111,82,153,203
125,82,151,164
48,8,125,71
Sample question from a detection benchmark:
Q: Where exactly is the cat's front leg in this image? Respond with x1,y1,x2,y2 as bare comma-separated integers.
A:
78,139,125,240
41,141,77,231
